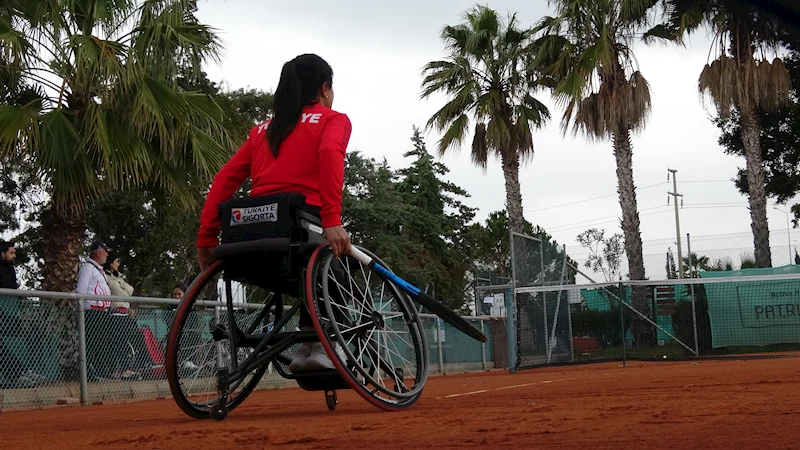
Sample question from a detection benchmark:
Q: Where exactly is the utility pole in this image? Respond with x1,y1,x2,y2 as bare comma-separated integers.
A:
668,169,684,278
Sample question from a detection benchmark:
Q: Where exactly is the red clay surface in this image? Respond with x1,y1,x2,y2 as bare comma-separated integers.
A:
2,358,799,449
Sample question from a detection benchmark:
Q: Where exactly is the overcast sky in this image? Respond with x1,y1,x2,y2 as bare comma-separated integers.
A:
194,0,799,268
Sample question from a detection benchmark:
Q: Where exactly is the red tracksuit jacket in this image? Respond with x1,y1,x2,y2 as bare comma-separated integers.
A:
197,103,352,248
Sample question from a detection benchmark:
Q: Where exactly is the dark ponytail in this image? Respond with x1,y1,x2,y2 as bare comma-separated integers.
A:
267,54,334,157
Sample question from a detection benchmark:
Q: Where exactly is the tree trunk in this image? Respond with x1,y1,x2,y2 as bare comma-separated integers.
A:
612,129,655,347
739,106,773,268
500,151,525,234
40,207,86,380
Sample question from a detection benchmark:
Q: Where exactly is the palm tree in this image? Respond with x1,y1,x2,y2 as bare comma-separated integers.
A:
420,5,551,233
682,252,711,277
534,0,658,345
0,0,233,377
650,0,792,267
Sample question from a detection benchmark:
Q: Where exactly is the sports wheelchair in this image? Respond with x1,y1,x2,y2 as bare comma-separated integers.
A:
165,193,486,420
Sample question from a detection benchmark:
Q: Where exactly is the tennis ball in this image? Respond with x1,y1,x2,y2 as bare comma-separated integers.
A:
662,355,667,359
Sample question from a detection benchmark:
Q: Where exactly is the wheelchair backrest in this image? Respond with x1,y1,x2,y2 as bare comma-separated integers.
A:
216,192,325,287
218,192,322,245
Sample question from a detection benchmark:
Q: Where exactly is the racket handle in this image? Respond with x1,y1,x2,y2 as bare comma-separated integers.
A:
348,246,372,266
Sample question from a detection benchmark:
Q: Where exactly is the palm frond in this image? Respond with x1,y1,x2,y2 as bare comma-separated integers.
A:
187,123,228,178
540,0,656,139
422,4,550,168
521,94,551,126
642,23,679,45
626,70,652,131
485,116,511,150
37,108,101,213
471,122,489,169
420,59,471,99
0,13,34,67
0,102,41,157
619,0,658,27
699,57,732,116
132,76,188,152
425,80,477,133
182,91,224,122
129,0,222,81
434,113,470,157
512,111,535,161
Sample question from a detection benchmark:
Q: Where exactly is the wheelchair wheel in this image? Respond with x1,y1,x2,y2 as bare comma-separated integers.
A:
305,244,429,411
166,260,270,419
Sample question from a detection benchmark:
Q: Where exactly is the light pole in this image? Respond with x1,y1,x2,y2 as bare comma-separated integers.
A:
774,206,793,265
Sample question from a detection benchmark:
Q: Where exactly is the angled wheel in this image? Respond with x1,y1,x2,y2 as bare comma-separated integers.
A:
306,244,429,411
166,261,270,419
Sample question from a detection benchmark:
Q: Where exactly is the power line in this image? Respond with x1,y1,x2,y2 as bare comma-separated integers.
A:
529,179,745,214
681,180,733,183
686,202,748,206
682,205,749,209
529,181,668,212
548,209,674,234
547,205,671,232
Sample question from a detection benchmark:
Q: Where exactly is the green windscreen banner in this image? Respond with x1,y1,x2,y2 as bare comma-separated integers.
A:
699,265,800,348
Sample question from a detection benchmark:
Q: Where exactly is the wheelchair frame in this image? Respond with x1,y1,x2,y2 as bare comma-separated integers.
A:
166,196,485,420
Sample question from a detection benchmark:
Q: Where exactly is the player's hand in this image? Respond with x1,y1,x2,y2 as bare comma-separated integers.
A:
323,226,352,258
197,246,216,271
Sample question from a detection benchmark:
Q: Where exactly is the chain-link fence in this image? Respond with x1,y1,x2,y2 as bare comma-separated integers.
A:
511,232,575,367
563,228,800,283
0,288,494,411
505,229,800,370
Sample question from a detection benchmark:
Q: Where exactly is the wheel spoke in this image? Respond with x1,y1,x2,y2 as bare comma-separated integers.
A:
167,263,272,419
310,245,428,409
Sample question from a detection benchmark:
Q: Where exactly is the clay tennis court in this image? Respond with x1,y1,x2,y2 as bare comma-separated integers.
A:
2,357,798,449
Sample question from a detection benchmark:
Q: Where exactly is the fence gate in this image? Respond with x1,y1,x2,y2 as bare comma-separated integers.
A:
511,232,574,369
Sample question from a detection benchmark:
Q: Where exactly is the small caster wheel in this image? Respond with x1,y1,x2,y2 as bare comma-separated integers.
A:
211,401,228,421
325,390,337,411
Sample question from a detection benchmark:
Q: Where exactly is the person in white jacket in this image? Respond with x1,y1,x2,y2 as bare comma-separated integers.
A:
76,242,112,309
76,241,117,380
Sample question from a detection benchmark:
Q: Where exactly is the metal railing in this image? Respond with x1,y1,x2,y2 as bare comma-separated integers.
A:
0,288,494,410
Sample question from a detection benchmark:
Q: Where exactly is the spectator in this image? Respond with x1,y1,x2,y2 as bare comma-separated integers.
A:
76,241,117,380
104,253,153,377
172,284,185,300
0,241,45,388
0,240,17,290
76,242,113,308
0,241,24,387
104,253,135,316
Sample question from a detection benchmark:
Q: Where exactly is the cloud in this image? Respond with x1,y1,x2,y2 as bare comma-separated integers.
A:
195,0,796,272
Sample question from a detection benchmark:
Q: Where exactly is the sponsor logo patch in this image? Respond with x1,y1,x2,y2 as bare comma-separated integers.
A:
230,203,278,226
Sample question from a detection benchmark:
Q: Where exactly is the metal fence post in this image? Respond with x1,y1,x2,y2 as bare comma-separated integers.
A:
619,283,626,369
77,299,88,406
687,233,700,357
508,232,518,374
480,320,486,370
505,286,516,373
436,318,444,374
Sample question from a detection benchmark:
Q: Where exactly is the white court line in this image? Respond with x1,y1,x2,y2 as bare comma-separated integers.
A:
443,390,489,398
436,377,578,399
494,382,538,390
